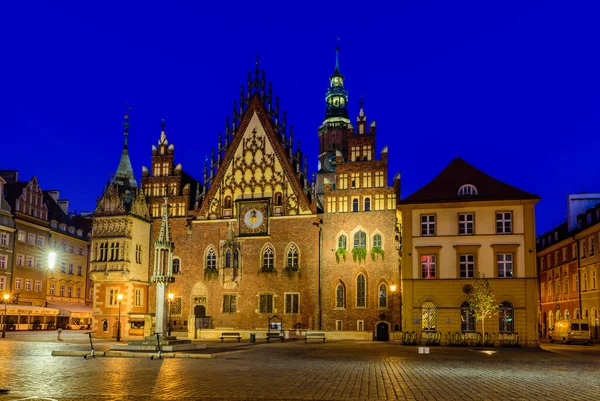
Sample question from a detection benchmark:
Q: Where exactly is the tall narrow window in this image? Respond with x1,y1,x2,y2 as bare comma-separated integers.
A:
378,283,387,308
172,258,181,274
460,302,476,332
373,234,382,248
352,198,359,212
338,235,347,250
421,215,436,236
286,244,299,269
259,294,274,313
421,255,436,279
262,247,274,271
364,198,371,211
497,253,513,278
422,302,437,332
206,248,216,270
225,250,231,268
499,302,514,333
336,284,345,308
233,249,239,268
458,213,474,235
496,212,512,234
285,293,299,314
356,274,366,307
223,294,237,313
459,254,475,278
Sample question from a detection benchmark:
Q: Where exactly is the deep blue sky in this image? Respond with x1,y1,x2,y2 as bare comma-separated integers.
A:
1,1,599,234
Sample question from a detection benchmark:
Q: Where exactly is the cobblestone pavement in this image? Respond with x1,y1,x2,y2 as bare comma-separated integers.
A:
0,332,599,401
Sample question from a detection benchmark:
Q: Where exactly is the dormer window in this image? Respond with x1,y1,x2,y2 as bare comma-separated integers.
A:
554,232,558,241
68,226,75,234
457,184,478,196
59,223,67,231
76,229,83,237
587,213,592,225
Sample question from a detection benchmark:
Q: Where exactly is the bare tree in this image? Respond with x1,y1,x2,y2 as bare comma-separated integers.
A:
467,273,499,336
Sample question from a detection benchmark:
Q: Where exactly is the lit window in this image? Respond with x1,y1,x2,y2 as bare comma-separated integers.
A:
422,302,436,332
499,302,514,333
421,255,436,279
378,283,387,308
206,248,217,270
461,302,476,332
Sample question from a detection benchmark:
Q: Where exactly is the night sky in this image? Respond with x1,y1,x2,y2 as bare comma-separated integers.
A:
1,2,599,235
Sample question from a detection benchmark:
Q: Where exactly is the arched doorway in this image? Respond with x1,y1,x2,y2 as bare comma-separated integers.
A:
194,305,206,317
376,322,389,341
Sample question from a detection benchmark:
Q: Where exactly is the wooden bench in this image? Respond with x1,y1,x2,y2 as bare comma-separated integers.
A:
266,332,284,343
304,332,326,343
219,332,241,342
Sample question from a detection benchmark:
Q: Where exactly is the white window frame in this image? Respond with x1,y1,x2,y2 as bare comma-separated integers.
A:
0,255,6,269
27,233,35,245
15,278,22,290
497,253,514,278
37,236,44,247
357,320,364,331
421,215,436,236
460,254,475,278
336,320,343,331
25,279,32,291
17,231,26,242
135,288,143,306
496,212,513,234
0,232,8,246
458,213,474,235
34,280,41,292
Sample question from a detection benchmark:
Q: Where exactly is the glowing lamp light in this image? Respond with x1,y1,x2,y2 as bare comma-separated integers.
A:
3,294,9,301
117,293,123,301
48,252,56,269
390,284,397,292
168,293,174,300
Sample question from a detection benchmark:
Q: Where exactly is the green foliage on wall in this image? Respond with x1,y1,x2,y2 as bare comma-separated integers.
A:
371,246,385,261
352,247,367,263
336,248,348,263
204,268,218,281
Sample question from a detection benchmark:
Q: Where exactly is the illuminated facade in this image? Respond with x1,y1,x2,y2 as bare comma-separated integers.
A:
91,53,402,338
398,159,541,346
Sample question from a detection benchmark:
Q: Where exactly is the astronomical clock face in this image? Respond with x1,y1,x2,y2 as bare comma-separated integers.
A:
324,152,336,173
238,200,269,236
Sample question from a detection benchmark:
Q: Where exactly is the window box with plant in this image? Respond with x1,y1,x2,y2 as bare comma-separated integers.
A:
204,267,218,281
371,246,385,261
335,248,348,263
352,247,367,263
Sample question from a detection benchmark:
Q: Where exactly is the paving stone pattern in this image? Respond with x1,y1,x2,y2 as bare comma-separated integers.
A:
0,335,599,400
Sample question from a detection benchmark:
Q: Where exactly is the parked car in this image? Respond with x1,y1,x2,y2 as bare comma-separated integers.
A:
549,319,591,344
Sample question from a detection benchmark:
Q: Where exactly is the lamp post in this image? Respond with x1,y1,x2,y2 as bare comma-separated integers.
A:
168,293,174,337
2,293,9,338
116,293,123,342
390,284,397,333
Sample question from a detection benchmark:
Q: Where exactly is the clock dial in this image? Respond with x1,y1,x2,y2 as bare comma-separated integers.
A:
244,209,264,229
324,153,336,172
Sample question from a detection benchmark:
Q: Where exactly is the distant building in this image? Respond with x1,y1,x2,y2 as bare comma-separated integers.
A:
0,170,91,330
537,197,600,339
0,176,16,294
398,158,540,346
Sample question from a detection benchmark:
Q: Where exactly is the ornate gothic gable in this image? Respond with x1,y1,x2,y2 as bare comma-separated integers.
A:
198,95,311,219
130,187,151,220
93,183,126,217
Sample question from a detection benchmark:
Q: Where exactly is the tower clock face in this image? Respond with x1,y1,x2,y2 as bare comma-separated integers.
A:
244,209,264,229
324,153,337,172
238,201,269,236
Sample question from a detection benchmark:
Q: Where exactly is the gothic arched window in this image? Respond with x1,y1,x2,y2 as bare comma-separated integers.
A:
354,231,366,249
338,235,347,250
378,283,387,308
336,283,345,308
352,198,359,212
287,244,299,269
365,198,371,212
206,248,216,270
373,234,382,248
262,246,274,272
499,301,514,333
356,273,366,307
225,250,231,268
233,249,239,268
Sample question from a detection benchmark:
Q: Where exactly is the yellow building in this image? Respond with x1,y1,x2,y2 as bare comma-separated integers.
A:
398,158,540,346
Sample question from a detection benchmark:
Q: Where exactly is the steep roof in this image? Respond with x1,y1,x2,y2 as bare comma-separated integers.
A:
399,157,539,204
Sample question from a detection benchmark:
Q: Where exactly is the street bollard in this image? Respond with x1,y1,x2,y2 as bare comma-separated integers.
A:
57,328,63,341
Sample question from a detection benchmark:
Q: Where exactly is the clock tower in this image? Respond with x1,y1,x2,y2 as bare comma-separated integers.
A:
316,47,350,211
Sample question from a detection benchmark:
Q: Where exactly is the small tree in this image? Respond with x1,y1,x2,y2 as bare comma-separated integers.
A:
467,273,499,337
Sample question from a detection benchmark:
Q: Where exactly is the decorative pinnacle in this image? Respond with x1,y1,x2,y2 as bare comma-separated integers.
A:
255,54,260,79
359,95,364,109
161,118,166,132
123,105,131,149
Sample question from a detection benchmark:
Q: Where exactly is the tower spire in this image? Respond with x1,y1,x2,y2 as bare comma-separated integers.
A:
114,108,138,188
322,45,349,126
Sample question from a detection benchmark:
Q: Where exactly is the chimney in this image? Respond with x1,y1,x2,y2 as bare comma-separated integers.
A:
46,190,60,202
58,200,69,214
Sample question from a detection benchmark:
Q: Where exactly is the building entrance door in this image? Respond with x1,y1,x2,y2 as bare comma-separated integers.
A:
376,322,389,341
194,305,206,316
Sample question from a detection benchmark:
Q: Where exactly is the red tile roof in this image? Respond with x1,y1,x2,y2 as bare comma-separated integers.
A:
399,158,539,204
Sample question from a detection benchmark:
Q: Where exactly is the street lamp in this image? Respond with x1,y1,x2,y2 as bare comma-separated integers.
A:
168,293,174,337
2,293,9,338
116,293,123,342
390,284,398,333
